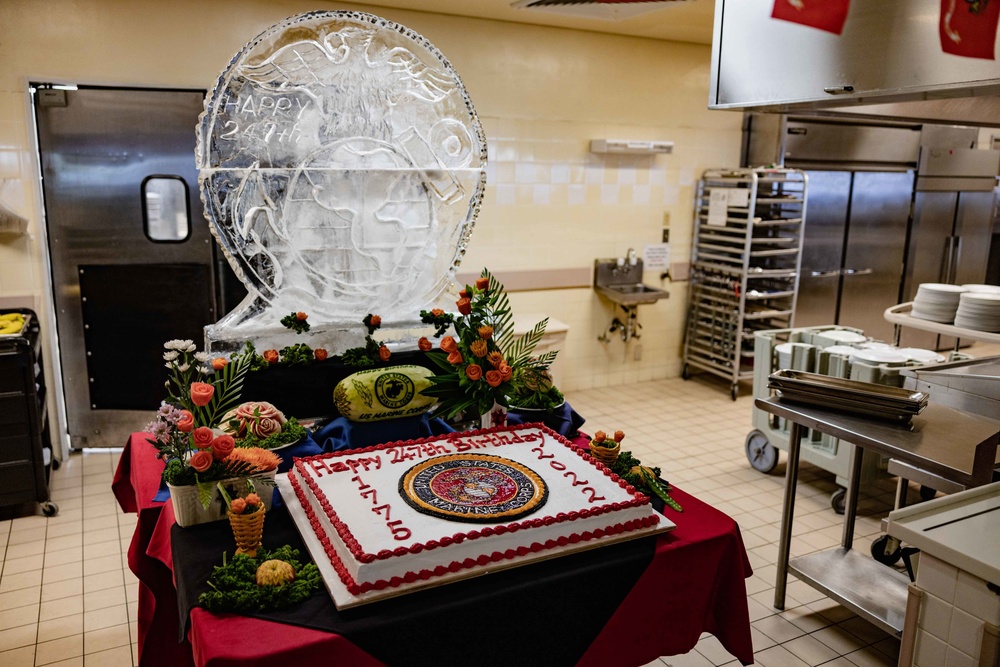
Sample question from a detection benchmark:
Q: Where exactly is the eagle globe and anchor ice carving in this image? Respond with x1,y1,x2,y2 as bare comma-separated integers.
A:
196,11,486,353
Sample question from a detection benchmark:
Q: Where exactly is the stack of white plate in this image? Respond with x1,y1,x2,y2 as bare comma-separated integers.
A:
961,284,1000,295
954,291,1000,332
911,283,966,323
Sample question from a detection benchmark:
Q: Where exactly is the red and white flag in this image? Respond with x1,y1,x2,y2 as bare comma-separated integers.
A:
940,0,1000,59
771,0,851,35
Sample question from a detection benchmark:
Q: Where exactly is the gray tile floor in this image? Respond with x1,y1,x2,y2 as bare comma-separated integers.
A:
6,344,999,665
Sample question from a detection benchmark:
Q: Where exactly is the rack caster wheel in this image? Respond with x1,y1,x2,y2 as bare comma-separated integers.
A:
681,364,690,380
919,485,937,502
830,487,846,515
41,501,58,517
871,535,902,566
745,429,779,474
730,385,739,401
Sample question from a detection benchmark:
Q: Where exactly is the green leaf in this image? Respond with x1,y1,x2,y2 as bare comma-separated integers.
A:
197,478,215,509
506,317,548,367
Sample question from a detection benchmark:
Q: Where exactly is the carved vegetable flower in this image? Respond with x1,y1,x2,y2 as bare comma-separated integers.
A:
378,345,391,362
263,349,279,364
190,382,215,407
296,312,308,321
499,363,513,383
211,434,235,461
245,493,261,507
431,308,444,317
447,350,464,365
440,336,458,353
212,357,228,371
469,339,488,358
478,325,493,340
456,297,472,316
594,430,607,442
614,430,626,442
486,351,504,368
190,450,213,473
256,560,295,587
465,364,483,381
176,410,194,433
193,426,215,449
230,498,247,514
484,370,502,387
314,348,328,361
475,277,489,291
418,337,432,352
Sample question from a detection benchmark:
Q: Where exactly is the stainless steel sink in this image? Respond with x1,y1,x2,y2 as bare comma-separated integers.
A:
594,258,669,306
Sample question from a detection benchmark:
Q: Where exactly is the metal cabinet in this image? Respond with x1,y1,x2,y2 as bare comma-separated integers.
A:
0,309,58,515
683,168,807,399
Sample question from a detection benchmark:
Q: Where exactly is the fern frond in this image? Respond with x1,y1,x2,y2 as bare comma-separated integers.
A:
522,350,558,371
506,318,548,367
484,269,515,352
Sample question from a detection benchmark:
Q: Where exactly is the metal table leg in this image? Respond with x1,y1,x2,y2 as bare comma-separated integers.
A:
841,442,863,549
774,420,803,610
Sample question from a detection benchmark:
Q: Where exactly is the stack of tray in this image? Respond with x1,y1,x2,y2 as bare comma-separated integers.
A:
768,370,929,424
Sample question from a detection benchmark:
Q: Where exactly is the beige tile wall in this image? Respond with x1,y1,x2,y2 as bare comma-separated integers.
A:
0,0,742,393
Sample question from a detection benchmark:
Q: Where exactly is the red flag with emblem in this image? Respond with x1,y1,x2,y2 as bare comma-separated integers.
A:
771,0,851,35
940,0,1000,59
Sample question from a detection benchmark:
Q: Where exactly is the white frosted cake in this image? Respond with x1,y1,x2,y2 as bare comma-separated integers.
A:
286,423,663,596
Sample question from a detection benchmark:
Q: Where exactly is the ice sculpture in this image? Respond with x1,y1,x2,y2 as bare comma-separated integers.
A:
197,11,486,353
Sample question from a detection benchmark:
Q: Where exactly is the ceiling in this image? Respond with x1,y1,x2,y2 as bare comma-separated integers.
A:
354,0,716,44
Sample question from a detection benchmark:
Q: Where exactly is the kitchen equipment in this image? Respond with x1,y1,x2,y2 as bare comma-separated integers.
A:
683,168,807,400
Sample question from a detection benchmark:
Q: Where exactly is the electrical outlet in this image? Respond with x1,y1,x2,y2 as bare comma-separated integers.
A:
633,344,642,361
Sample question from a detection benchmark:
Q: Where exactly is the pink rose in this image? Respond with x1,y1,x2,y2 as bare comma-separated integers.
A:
235,401,285,425
175,410,194,433
248,417,282,439
211,434,235,461
189,450,213,473
190,382,214,407
192,426,214,449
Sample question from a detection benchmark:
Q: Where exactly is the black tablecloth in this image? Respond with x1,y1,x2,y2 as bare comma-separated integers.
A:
173,502,661,667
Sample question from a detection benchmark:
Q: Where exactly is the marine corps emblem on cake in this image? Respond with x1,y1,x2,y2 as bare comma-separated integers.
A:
399,454,548,523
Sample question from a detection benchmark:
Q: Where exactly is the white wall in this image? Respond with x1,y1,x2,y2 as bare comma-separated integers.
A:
0,0,742,393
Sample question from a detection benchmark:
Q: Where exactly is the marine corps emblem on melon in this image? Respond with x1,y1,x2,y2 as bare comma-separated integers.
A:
333,365,436,422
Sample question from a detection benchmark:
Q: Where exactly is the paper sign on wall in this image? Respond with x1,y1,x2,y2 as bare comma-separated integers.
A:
728,188,750,208
644,243,670,270
707,189,729,226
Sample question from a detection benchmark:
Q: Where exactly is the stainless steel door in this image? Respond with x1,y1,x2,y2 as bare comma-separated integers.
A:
794,171,850,328
35,86,219,448
837,171,915,342
953,192,997,286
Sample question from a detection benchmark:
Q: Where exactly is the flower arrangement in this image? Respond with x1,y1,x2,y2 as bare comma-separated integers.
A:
198,545,321,613
342,313,391,368
419,269,557,421
508,367,565,412
221,401,306,450
588,429,624,464
280,311,310,334
596,433,683,513
219,481,266,556
146,339,278,509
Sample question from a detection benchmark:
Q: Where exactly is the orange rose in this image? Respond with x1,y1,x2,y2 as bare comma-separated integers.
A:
314,348,328,361
176,410,194,433
447,350,463,365
211,434,235,461
192,426,214,449
263,349,279,364
465,364,483,381
487,351,504,368
296,311,308,321
456,297,472,315
478,325,493,340
370,314,382,327
484,370,503,387
499,363,513,382
431,308,444,317
594,430,607,442
245,493,261,507
418,337,432,352
475,277,489,291
190,382,215,407
440,336,458,353
210,358,227,371
459,289,469,299
378,345,391,362
190,450,213,473
469,339,488,358
614,430,625,442
230,498,247,514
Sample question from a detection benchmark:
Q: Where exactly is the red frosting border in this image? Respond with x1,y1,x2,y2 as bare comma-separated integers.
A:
293,422,650,564
289,466,660,595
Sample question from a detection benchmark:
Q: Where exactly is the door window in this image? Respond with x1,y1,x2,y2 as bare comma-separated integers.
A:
142,175,190,242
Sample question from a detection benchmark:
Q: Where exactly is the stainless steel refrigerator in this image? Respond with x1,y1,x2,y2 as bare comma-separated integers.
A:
743,116,996,344
899,148,1000,350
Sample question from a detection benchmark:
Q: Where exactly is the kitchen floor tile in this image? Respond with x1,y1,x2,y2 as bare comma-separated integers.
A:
39,595,84,622
83,623,129,654
0,645,35,667
37,614,83,643
34,634,83,666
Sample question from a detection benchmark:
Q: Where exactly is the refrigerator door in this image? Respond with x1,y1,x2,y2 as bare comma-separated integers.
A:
837,171,915,342
953,191,997,286
794,171,851,328
900,192,956,350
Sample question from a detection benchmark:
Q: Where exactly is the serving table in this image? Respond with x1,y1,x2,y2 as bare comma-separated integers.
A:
113,432,756,666
755,396,1000,638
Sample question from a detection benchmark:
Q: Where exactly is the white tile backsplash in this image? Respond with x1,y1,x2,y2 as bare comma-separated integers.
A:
915,629,947,667
948,607,983,658
921,591,954,641
954,571,1000,626
918,554,959,603
944,645,976,667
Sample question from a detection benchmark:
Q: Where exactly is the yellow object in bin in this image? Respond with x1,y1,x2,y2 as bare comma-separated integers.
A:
0,312,24,335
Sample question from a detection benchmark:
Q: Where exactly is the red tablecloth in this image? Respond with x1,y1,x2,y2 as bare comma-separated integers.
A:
114,433,754,666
